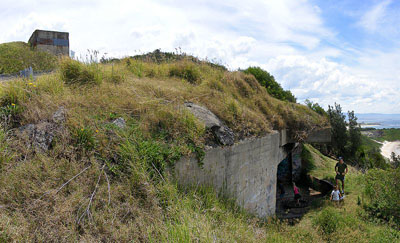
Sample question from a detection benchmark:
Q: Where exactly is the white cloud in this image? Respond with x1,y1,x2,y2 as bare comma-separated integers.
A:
357,0,392,33
0,0,399,113
263,54,399,113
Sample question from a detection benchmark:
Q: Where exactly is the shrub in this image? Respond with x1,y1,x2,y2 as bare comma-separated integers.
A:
305,99,327,116
0,42,57,74
243,66,296,102
169,61,201,84
313,207,344,235
60,58,101,85
363,168,400,225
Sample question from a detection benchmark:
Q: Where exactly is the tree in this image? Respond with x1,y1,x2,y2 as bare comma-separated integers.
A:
328,103,348,156
390,152,400,169
347,110,362,155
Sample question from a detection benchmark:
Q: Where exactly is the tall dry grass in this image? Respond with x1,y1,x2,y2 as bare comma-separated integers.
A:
0,57,340,242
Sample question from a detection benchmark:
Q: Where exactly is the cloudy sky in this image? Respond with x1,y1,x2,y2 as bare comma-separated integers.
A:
1,0,399,113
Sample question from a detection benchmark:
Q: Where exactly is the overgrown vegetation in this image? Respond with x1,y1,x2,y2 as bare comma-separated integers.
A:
305,99,327,116
298,144,400,242
0,51,395,241
243,66,297,102
0,42,57,74
363,168,400,227
374,128,400,142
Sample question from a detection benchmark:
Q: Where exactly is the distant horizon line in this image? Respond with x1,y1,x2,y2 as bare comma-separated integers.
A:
356,113,400,115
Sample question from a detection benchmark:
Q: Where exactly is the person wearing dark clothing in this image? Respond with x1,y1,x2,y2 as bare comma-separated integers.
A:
335,157,348,194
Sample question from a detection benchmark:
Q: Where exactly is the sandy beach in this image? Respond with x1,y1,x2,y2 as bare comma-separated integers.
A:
380,141,400,159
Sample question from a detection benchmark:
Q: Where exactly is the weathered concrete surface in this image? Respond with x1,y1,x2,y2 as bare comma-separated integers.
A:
174,131,287,217
304,128,331,143
28,29,69,56
291,144,303,181
173,124,331,218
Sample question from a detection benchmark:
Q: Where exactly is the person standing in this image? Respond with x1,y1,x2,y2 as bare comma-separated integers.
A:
335,157,348,194
293,182,301,206
330,185,343,205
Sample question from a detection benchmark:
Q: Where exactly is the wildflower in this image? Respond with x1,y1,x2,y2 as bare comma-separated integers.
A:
81,128,84,131
11,103,15,106
28,82,33,85
33,85,37,87
95,129,99,133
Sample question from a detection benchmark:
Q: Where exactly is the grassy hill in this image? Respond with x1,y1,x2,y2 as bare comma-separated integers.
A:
298,145,399,242
0,56,397,241
0,41,57,74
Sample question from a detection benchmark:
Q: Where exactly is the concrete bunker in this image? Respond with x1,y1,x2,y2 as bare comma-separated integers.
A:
28,29,69,56
173,103,331,218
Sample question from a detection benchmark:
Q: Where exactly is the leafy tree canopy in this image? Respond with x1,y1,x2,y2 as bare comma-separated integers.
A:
243,67,296,102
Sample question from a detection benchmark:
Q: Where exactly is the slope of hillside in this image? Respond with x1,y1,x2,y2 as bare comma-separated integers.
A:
0,41,57,74
0,57,396,241
298,144,399,242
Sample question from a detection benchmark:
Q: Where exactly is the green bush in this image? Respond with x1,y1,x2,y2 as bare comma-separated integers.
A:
169,61,201,84
0,42,57,74
60,58,101,85
243,66,296,102
313,207,344,235
363,168,400,225
305,99,327,116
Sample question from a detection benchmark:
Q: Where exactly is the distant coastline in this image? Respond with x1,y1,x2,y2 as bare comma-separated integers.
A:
356,113,400,129
359,122,381,128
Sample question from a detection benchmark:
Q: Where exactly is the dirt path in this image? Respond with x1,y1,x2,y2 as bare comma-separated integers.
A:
380,141,400,158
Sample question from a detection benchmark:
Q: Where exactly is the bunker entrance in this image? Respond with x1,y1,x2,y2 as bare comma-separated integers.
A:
275,144,333,221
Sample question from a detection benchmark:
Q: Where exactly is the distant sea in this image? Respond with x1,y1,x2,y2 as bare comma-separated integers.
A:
356,113,400,129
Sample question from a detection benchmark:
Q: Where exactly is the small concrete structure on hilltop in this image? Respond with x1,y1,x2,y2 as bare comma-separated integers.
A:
28,29,69,56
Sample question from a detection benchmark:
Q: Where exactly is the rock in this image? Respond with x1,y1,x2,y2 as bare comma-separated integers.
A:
18,122,59,151
184,102,234,146
52,106,66,124
111,117,126,129
184,102,222,128
212,125,235,146
16,107,67,152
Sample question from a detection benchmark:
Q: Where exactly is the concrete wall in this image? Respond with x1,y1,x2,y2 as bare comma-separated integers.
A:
173,131,288,217
28,30,69,56
291,144,303,181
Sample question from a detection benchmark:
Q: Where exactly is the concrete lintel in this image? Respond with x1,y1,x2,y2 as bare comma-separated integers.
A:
279,129,288,147
287,128,331,144
305,128,331,143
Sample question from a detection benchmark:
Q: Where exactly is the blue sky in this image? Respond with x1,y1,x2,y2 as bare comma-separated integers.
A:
1,0,400,113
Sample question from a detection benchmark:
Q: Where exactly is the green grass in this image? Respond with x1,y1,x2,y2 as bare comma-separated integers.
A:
0,57,396,241
0,42,57,74
298,144,400,242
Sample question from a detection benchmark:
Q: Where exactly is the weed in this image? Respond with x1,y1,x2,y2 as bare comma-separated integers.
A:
73,127,96,151
60,58,101,85
169,61,202,84
313,207,344,235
